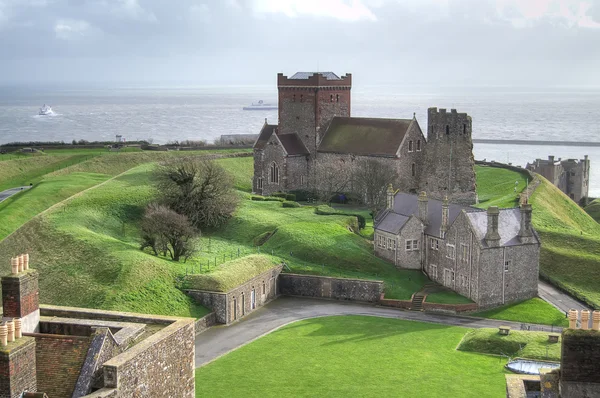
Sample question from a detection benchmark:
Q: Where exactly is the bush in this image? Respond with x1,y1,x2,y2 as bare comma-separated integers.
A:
285,193,296,201
264,197,285,202
288,190,312,202
314,205,366,229
271,192,287,199
251,196,265,201
282,201,301,208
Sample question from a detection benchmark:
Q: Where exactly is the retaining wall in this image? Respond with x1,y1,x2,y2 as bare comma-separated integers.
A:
278,274,383,303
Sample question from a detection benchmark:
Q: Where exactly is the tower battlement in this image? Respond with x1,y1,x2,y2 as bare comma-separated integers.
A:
277,72,352,89
427,107,472,142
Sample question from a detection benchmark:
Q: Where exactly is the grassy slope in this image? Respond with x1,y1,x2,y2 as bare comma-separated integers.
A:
0,164,207,318
458,328,561,361
530,176,600,309
195,316,508,398
474,298,568,327
474,165,528,209
584,198,600,222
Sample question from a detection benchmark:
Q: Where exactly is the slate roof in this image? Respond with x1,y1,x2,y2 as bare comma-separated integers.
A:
253,123,277,150
289,72,341,80
318,117,413,156
466,208,539,247
278,133,310,156
386,192,474,238
376,212,411,234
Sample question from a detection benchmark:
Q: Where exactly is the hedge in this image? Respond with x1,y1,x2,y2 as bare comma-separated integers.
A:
314,205,366,229
282,201,301,208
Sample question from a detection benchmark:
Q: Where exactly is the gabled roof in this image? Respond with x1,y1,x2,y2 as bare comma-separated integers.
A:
465,208,540,247
376,212,410,234
290,72,341,80
253,123,277,150
278,133,310,156
318,117,414,156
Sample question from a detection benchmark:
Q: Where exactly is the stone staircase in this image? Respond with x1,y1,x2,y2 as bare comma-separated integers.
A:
410,293,426,311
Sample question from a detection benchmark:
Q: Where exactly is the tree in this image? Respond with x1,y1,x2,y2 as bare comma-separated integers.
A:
154,158,238,229
350,158,398,215
140,204,197,262
313,157,354,203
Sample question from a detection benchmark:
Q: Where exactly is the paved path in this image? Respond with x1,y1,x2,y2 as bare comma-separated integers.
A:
0,186,31,203
538,280,592,313
195,296,561,367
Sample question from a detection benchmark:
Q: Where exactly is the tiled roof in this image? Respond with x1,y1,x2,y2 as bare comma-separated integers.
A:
253,124,277,150
318,117,413,156
278,133,310,156
289,72,341,80
466,208,540,247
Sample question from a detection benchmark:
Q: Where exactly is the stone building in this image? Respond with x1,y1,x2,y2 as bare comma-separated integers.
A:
252,71,477,204
0,254,195,398
526,155,590,204
374,189,540,309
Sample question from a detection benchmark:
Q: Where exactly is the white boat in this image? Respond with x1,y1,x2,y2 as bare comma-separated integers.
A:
243,100,277,111
38,104,54,116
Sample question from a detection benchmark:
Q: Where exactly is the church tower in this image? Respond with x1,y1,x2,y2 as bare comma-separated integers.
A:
277,72,352,155
420,108,477,205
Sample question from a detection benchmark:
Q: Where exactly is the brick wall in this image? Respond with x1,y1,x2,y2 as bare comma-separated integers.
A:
2,270,39,319
0,337,36,398
279,274,383,303
560,329,600,397
34,334,91,398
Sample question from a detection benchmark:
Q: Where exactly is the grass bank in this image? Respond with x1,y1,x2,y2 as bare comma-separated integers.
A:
584,198,600,223
195,316,508,397
474,165,528,209
474,298,568,327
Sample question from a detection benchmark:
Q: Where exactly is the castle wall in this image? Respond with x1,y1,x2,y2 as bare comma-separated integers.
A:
284,155,310,191
278,274,383,303
420,108,477,205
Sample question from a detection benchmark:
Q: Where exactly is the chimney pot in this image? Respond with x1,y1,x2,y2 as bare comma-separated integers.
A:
6,321,14,343
568,309,579,329
18,255,24,273
581,310,591,330
23,254,29,271
0,324,6,347
14,318,22,339
10,257,18,274
592,311,600,331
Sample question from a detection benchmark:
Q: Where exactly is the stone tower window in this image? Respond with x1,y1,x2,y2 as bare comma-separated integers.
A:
336,94,340,102
408,140,413,152
300,94,304,103
446,125,450,135
270,162,279,184
330,94,334,102
417,140,421,151
411,163,416,176
293,94,295,102
257,177,263,189
463,124,466,134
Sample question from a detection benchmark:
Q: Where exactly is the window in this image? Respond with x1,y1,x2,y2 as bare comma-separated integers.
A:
408,140,414,152
405,239,419,251
388,238,393,250
262,281,266,294
330,94,334,102
446,125,450,135
504,260,511,272
300,94,304,102
411,163,416,177
446,244,455,259
417,140,421,151
451,271,455,283
463,124,466,134
292,94,296,102
257,177,263,189
460,243,469,263
270,162,279,184
300,175,305,186
430,264,438,279
430,238,439,250
336,94,340,102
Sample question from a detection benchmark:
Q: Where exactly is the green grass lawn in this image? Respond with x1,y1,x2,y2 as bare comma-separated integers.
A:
458,328,561,361
530,176,600,309
584,198,600,223
195,316,509,398
474,298,568,327
474,165,528,209
425,291,474,304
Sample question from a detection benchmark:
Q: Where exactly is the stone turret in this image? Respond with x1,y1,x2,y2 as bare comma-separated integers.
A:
418,191,428,225
485,206,501,247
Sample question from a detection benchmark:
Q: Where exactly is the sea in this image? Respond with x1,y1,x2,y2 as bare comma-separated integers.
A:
1,84,599,196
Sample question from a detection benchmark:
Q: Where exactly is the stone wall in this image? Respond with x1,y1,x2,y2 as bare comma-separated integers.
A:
279,274,383,303
0,337,36,398
73,328,121,397
184,291,227,324
396,121,426,193
395,216,424,269
284,155,310,191
194,312,216,335
100,319,195,398
560,329,600,397
260,133,286,196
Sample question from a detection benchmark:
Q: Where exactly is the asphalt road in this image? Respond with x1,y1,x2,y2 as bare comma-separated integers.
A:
195,296,563,368
0,186,31,203
538,280,591,313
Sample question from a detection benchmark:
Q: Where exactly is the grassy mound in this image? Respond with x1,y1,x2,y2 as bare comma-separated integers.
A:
584,198,600,223
196,316,508,397
530,176,600,309
474,298,568,327
474,165,528,209
0,164,207,318
184,254,279,292
458,328,561,361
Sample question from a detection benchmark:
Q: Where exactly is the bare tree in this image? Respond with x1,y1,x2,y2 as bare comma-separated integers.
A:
140,204,197,262
313,157,354,203
350,158,399,215
154,158,238,229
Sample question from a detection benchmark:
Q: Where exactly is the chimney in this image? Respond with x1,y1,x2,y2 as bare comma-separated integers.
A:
518,203,534,243
593,311,600,331
0,324,6,347
485,207,501,247
2,254,40,333
441,196,449,236
548,155,555,162
6,321,14,343
0,330,37,397
386,184,395,210
418,191,428,225
14,319,22,340
568,309,578,329
581,310,590,330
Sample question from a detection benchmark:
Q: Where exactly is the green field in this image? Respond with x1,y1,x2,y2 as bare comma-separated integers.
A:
530,176,600,309
474,298,568,327
195,316,509,397
584,198,600,223
474,165,528,209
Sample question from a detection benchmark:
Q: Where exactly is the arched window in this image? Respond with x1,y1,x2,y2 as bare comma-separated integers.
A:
417,140,421,151
408,140,413,152
446,125,450,135
336,94,340,102
411,163,416,177
270,162,279,184
330,94,334,102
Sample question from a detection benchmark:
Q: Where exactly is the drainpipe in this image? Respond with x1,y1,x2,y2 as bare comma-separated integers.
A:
502,247,506,304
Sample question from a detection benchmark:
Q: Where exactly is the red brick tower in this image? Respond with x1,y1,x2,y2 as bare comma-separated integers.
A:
277,72,352,155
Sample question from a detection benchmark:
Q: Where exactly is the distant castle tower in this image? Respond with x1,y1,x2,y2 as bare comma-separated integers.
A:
420,108,477,204
277,72,352,154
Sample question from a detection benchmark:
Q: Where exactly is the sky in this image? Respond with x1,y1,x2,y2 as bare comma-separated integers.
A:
0,0,599,86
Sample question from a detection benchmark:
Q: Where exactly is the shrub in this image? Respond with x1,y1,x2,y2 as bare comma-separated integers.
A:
282,201,301,208
264,197,285,202
288,190,312,202
251,196,265,201
314,205,366,229
271,192,287,199
285,193,296,201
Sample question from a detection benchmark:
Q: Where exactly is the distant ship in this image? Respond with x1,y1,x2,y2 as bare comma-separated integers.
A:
38,104,54,116
243,100,277,111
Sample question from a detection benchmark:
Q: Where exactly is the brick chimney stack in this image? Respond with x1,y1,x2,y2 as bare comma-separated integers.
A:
2,254,39,333
418,191,428,226
485,207,501,247
386,184,395,210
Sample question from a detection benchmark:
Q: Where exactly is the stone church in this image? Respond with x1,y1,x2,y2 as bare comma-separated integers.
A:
252,71,477,204
374,189,540,308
